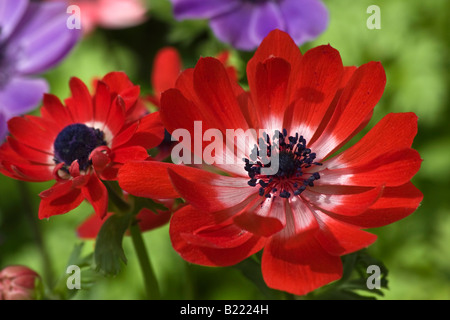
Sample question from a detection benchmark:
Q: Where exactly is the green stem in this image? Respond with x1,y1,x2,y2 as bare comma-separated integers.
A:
16,181,54,289
129,223,161,300
103,181,160,300
103,181,131,213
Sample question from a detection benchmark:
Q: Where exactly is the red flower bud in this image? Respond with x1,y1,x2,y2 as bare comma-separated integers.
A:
0,265,40,300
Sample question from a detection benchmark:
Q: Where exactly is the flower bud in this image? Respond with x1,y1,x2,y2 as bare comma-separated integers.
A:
0,265,40,300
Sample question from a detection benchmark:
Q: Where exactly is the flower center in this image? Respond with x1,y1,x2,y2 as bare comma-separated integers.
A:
53,123,107,171
244,129,322,199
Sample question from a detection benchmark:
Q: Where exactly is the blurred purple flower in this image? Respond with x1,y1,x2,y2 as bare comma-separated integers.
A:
0,0,80,141
170,0,329,51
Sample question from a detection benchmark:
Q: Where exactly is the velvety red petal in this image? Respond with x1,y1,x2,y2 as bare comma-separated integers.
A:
38,182,84,219
118,85,141,112
250,57,291,130
247,29,302,87
66,77,93,123
284,45,344,142
93,80,112,124
40,94,73,126
168,167,256,213
261,231,342,296
302,185,383,216
328,182,423,228
311,61,386,161
233,196,286,237
151,47,183,102
313,209,378,256
122,112,165,150
81,175,108,219
318,148,422,187
193,57,249,132
8,137,53,165
104,96,126,136
101,71,134,95
112,146,149,163
1,161,54,182
8,116,55,151
170,205,266,267
118,161,200,199
136,208,172,232
325,112,418,169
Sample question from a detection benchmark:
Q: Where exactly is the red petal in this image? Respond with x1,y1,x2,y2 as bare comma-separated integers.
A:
8,116,54,151
66,77,93,123
250,57,291,130
313,210,377,256
102,72,134,95
329,182,423,228
302,185,383,216
122,112,165,150
284,45,344,142
325,112,418,169
311,61,386,160
118,85,141,112
136,208,172,232
118,161,197,199
104,96,126,136
168,167,256,213
90,147,111,172
318,148,422,187
151,47,183,102
112,146,149,163
234,196,286,237
93,80,112,124
40,94,73,126
38,182,84,219
170,205,266,267
8,137,52,165
234,212,284,238
262,231,342,296
193,57,249,132
82,175,108,219
247,29,302,87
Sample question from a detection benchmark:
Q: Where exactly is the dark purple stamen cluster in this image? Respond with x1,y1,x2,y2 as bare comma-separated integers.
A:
244,129,322,199
53,123,107,171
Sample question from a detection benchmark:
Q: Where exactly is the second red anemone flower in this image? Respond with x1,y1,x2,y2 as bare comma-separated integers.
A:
0,72,164,219
118,30,423,296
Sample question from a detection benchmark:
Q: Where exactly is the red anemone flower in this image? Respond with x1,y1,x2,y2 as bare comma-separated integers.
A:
0,72,164,220
118,30,423,295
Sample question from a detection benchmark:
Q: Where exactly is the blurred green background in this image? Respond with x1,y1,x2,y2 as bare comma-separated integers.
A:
0,0,449,300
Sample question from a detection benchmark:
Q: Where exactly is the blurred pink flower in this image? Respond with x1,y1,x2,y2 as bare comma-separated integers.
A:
49,0,148,34
0,265,40,300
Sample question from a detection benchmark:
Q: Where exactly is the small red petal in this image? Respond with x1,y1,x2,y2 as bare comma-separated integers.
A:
82,175,108,219
262,232,342,296
170,205,266,267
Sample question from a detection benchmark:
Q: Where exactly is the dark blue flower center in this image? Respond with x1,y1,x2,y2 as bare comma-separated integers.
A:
53,123,107,171
244,129,322,199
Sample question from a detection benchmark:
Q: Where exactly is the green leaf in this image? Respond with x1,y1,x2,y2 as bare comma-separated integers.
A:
94,213,134,276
